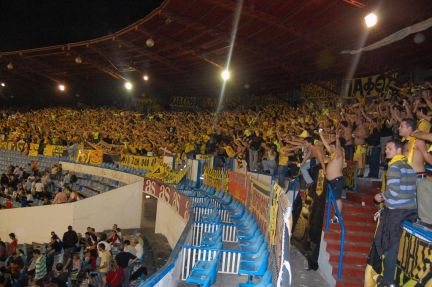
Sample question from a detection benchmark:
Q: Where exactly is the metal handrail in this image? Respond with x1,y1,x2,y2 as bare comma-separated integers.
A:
325,184,345,280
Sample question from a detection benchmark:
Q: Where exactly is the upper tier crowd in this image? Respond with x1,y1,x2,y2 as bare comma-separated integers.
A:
2,82,432,178
1,82,432,287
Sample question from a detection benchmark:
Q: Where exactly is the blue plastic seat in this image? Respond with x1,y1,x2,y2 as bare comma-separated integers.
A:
239,252,269,280
238,269,272,287
186,255,219,286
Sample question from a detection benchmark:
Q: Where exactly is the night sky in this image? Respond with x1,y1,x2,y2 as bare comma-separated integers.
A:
0,0,163,52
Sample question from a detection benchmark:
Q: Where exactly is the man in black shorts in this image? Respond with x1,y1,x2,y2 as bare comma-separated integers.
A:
319,130,345,223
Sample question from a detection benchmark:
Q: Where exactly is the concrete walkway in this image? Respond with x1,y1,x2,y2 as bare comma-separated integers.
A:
290,246,330,287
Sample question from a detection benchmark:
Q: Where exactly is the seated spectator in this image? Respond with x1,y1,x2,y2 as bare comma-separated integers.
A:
133,238,144,261
52,188,68,204
123,240,136,256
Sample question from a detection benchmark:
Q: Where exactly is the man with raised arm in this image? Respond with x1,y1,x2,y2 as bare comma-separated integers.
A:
399,118,432,174
319,129,344,223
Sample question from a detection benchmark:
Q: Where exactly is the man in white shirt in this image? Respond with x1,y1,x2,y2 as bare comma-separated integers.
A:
133,238,144,260
123,240,136,256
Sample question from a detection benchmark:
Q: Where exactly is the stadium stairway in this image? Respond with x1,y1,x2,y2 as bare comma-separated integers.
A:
322,178,381,287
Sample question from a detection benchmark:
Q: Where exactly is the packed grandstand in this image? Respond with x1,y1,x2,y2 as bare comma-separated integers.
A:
1,1,432,287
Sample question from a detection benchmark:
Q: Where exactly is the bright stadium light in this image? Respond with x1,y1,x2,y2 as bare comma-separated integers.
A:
0,82,5,87
221,70,231,81
143,75,149,81
124,81,133,90
58,84,66,92
365,12,378,28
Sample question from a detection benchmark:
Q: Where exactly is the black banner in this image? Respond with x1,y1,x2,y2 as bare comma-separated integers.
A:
291,167,327,270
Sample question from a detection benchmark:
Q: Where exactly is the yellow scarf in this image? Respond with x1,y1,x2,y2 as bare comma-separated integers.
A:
388,154,407,166
403,137,416,166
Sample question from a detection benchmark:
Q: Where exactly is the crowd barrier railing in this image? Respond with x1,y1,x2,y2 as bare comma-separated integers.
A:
325,184,345,280
180,246,242,280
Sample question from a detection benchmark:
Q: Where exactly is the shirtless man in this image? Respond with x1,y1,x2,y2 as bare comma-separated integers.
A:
353,115,369,176
319,130,344,223
399,118,432,174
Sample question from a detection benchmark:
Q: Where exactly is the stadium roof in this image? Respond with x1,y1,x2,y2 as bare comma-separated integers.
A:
1,0,432,104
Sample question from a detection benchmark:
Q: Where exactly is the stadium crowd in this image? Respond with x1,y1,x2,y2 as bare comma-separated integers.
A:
1,82,432,178
0,163,81,209
0,225,146,287
2,82,432,287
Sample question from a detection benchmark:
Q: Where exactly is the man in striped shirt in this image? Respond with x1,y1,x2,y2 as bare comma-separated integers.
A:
33,249,47,286
374,139,417,287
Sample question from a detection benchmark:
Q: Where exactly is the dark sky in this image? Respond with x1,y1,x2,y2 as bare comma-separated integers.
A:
0,0,163,52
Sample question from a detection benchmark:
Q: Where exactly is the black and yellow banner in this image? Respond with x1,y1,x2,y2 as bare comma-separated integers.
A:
43,145,66,157
269,183,283,245
203,168,229,191
396,228,432,286
344,73,398,99
292,168,327,270
120,154,158,171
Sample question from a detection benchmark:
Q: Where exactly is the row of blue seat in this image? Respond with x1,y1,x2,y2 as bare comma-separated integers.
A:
178,181,273,287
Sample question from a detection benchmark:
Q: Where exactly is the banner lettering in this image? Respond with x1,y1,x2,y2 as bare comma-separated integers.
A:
120,154,158,171
143,178,190,220
344,73,398,98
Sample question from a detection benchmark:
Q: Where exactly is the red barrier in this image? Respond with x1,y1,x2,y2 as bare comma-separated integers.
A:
227,171,249,205
143,178,190,221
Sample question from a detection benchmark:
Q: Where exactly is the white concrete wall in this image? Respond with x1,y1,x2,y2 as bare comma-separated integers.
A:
72,181,143,233
155,199,187,248
0,163,144,244
60,161,142,184
0,203,74,244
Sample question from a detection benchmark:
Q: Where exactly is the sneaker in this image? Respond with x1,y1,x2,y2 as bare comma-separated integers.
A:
330,216,339,224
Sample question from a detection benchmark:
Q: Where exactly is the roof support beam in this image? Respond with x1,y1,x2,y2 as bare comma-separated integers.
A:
204,0,337,52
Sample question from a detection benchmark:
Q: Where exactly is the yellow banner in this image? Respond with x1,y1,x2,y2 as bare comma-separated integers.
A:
77,150,90,164
3,141,26,152
29,144,39,157
0,141,7,150
43,145,65,157
269,183,283,245
120,154,158,171
203,168,228,191
76,149,103,165
146,162,189,184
